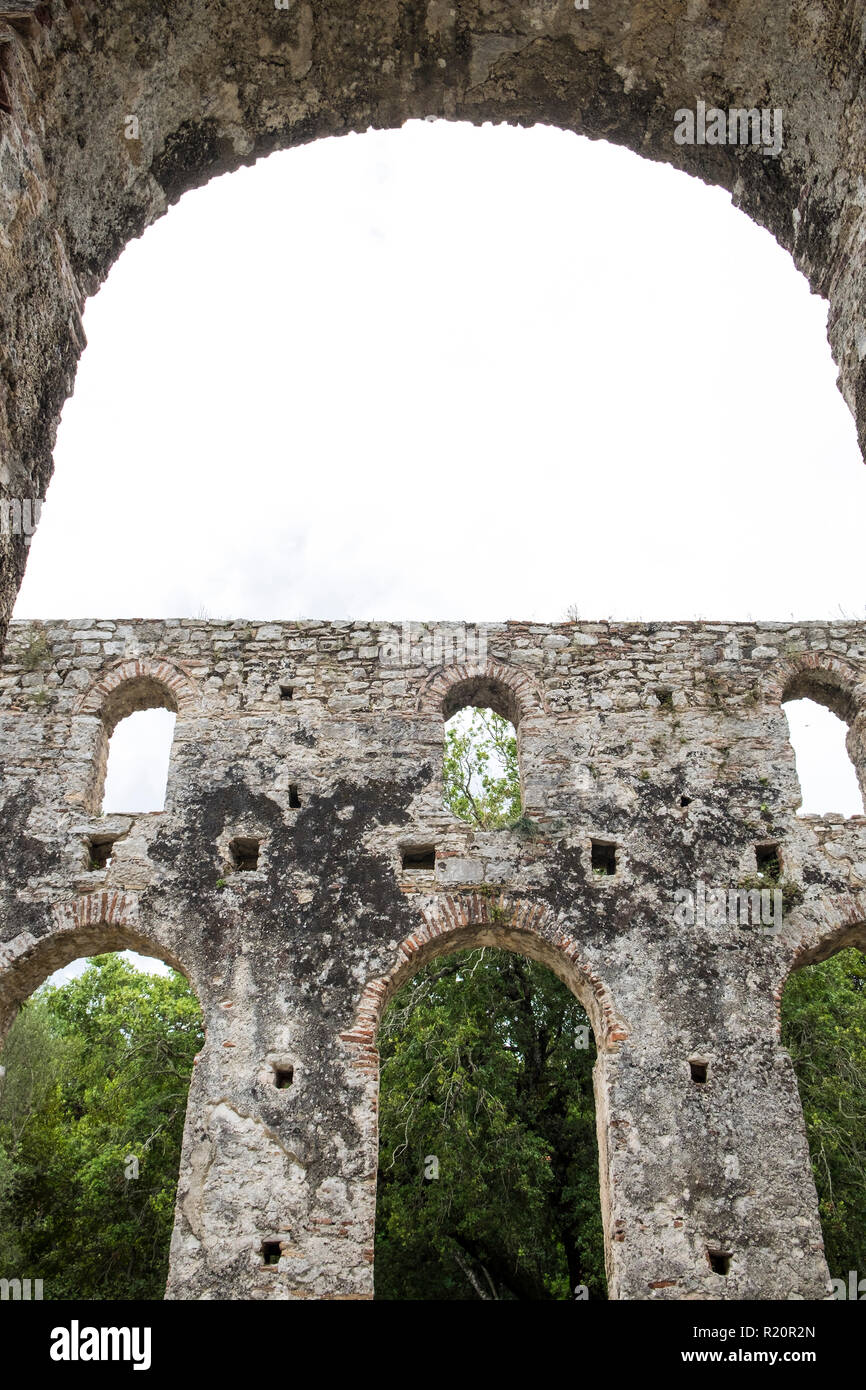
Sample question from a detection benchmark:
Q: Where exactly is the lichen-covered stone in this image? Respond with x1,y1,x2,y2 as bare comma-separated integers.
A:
0,616,864,1299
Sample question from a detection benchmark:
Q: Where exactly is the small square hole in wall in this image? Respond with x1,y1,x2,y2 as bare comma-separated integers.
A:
707,1249,731,1276
274,1066,294,1090
401,846,436,872
88,836,117,871
656,689,674,710
591,841,617,877
261,1240,282,1267
289,785,301,809
756,843,782,882
689,1060,708,1084
229,837,260,872
680,795,692,808
279,684,294,701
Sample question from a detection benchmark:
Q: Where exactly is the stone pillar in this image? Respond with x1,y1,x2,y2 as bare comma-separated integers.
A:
599,1032,830,1300
166,950,375,1300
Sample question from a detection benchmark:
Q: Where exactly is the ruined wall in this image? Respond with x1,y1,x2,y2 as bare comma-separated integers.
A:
1,615,865,1299
1,1,866,643
1,0,865,1306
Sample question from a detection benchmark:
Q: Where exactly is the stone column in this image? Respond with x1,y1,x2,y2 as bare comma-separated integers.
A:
599,1022,830,1300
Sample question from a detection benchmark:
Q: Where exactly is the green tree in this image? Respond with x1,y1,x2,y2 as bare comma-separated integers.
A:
781,946,866,1281
375,947,606,1299
443,707,521,827
0,954,203,1299
0,992,71,1271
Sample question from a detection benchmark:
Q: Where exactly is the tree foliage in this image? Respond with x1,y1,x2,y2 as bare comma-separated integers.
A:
442,707,521,828
375,947,606,1299
0,954,203,1300
781,946,866,1281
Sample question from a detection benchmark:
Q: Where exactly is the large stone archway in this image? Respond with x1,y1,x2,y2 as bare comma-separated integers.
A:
341,893,628,1297
1,1,865,639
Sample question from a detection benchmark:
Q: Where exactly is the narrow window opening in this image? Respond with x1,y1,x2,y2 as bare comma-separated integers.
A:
755,843,781,882
88,836,117,871
707,1249,731,1276
401,846,436,872
274,1066,294,1090
783,695,864,817
101,707,176,815
279,684,294,701
229,837,260,872
261,1240,282,1267
689,1060,708,1084
591,841,617,878
443,694,521,829
289,785,301,809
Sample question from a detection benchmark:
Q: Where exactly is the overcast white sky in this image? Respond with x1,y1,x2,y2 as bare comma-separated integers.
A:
16,120,864,984
15,121,866,623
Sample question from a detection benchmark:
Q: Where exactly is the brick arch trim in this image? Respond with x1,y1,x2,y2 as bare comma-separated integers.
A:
416,658,547,726
0,892,198,1041
341,893,628,1084
765,651,866,724
75,656,199,722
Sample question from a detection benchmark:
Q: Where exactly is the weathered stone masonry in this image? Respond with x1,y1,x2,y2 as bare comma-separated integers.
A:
1,616,865,1300
2,0,866,1304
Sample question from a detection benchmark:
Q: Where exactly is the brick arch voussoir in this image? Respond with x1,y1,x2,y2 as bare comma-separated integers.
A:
341,893,627,1089
74,657,200,720
416,658,547,727
0,891,197,1041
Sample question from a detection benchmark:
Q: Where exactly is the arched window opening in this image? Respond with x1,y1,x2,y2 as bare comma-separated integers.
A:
782,697,864,818
374,947,605,1300
443,704,521,828
781,947,866,1286
101,708,176,815
0,952,203,1300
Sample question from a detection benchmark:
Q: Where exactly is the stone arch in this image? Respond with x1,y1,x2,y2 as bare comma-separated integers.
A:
418,658,546,815
74,657,198,815
75,657,199,727
1,4,865,638
768,652,866,725
417,658,546,727
771,889,866,1038
344,893,625,1060
778,889,866,975
0,890,203,1046
0,888,209,1300
340,892,627,1296
767,653,866,807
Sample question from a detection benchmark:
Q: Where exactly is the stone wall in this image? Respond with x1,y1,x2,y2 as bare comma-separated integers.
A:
1,1,866,645
1,615,865,1299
